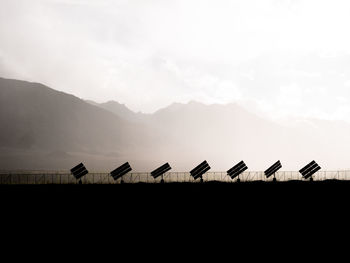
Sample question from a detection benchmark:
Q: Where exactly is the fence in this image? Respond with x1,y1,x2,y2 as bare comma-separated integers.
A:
0,170,350,184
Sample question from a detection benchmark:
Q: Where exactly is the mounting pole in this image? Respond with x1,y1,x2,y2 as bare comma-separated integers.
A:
237,175,240,183
161,174,164,184
273,173,277,182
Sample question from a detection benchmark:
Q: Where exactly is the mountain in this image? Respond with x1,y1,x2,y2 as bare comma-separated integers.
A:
0,78,146,151
92,100,350,171
2,77,350,171
146,101,296,170
0,78,155,170
86,100,147,122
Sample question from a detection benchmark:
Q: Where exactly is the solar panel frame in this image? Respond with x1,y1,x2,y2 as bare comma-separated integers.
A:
300,163,319,177
227,161,245,175
112,166,132,180
193,163,210,177
303,165,321,179
111,162,130,177
153,166,172,179
151,163,172,178
227,161,247,177
264,161,281,176
72,166,86,177
151,163,170,176
299,160,316,175
190,161,208,176
74,169,88,179
71,163,88,179
193,165,211,180
267,164,281,178
230,165,248,179
265,161,282,178
71,163,84,174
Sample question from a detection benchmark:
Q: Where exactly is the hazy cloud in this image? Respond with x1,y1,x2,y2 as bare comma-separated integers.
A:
2,0,350,118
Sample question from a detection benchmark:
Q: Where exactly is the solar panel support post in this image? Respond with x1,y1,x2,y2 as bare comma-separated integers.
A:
273,173,277,182
120,177,124,184
161,174,164,184
237,175,240,183
200,176,203,183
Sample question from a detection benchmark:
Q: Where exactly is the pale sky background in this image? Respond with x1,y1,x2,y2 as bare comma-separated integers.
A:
2,0,350,120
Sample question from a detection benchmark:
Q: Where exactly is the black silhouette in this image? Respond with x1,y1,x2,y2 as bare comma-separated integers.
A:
190,160,211,182
227,161,248,182
151,163,172,183
299,160,321,181
110,162,132,183
70,163,88,183
264,160,282,182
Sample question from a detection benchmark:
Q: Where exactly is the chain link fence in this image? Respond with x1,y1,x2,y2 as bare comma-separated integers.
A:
0,170,349,184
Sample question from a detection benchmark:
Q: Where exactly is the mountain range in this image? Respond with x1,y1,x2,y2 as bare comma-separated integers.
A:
1,77,350,171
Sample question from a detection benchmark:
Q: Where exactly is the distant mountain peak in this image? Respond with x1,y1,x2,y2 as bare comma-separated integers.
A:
187,100,203,105
104,100,123,105
85,99,149,122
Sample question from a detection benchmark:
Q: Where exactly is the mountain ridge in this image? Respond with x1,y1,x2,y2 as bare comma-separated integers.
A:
2,77,350,171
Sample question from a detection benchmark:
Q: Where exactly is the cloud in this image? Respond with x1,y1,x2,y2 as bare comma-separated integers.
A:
1,0,350,118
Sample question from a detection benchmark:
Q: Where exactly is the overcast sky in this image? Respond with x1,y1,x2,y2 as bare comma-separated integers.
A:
2,0,350,120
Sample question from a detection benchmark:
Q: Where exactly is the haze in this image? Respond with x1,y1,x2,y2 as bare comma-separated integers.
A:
1,0,350,120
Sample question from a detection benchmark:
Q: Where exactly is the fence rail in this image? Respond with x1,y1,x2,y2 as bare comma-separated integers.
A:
0,170,349,184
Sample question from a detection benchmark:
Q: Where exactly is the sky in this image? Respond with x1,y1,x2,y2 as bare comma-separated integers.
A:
2,0,350,120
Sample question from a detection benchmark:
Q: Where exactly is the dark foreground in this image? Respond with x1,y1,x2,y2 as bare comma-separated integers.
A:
2,180,350,207
2,181,350,243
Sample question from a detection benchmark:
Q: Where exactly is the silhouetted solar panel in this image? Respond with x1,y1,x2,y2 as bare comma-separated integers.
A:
264,160,282,178
304,165,321,179
190,160,211,180
190,161,208,175
72,166,86,177
299,161,321,180
227,161,248,179
151,163,172,179
227,161,245,175
301,163,318,177
71,163,84,174
110,162,132,180
70,163,88,179
76,169,88,179
193,165,211,180
230,166,248,179
299,160,316,175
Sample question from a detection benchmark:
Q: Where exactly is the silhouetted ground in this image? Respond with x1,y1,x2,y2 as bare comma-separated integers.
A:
2,180,350,205
2,180,349,238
